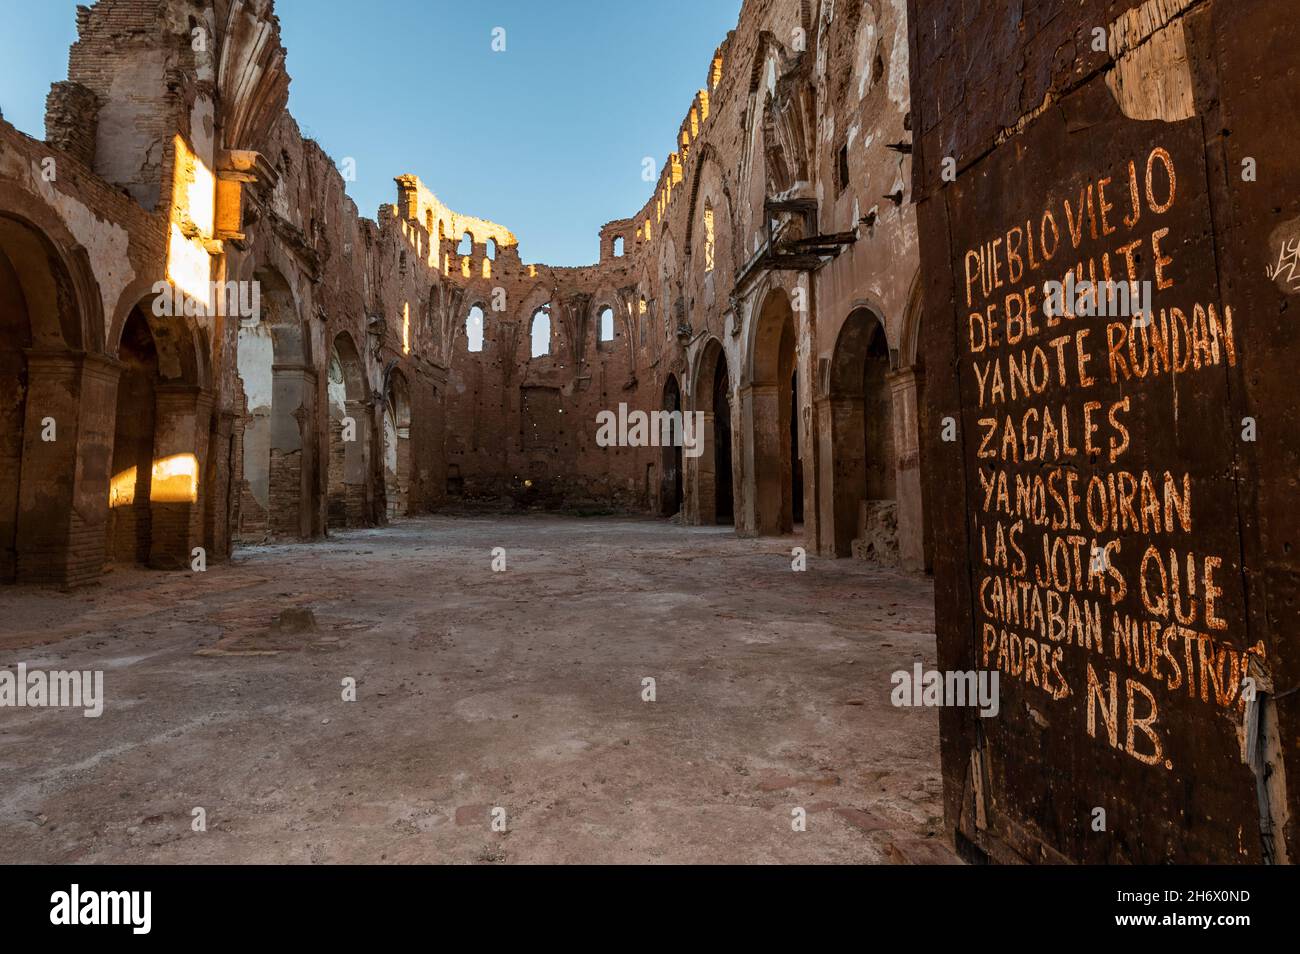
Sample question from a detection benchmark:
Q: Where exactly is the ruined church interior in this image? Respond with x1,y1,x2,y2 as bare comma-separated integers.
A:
0,0,1297,902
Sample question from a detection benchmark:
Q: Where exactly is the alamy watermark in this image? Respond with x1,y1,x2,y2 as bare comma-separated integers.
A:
595,403,705,458
151,279,260,320
50,885,150,934
0,663,104,718
891,664,1000,717
1042,274,1153,324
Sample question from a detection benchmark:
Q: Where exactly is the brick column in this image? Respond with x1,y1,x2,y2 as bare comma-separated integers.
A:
16,350,120,587
206,409,237,560
343,398,369,526
888,366,925,572
812,394,834,555
149,385,214,570
738,382,783,536
686,409,716,526
269,364,316,539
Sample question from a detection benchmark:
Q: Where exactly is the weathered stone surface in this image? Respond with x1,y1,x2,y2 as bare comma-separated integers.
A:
909,0,1299,864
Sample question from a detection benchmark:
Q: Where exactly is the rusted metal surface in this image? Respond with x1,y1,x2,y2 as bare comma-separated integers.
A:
909,0,1299,863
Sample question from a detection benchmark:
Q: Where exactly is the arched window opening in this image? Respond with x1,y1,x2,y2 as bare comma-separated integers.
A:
457,232,473,256
530,307,551,358
599,306,615,344
466,305,485,352
703,203,716,273
613,236,625,257
485,237,497,260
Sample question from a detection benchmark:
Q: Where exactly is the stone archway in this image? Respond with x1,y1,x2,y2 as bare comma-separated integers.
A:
0,220,36,582
106,308,159,568
0,210,114,586
104,297,212,572
327,332,368,529
744,287,797,535
690,338,734,526
828,307,897,562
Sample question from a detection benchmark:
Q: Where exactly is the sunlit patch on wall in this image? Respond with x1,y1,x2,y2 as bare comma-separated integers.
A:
167,135,216,310
109,467,138,508
150,454,199,503
167,223,212,309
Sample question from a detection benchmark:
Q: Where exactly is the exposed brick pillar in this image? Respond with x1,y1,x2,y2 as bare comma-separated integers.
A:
269,364,315,539
205,410,237,560
888,366,925,572
738,383,783,536
813,395,836,555
687,410,716,526
16,351,120,587
369,392,388,524
148,386,214,570
797,370,820,553
743,384,780,540
344,398,369,526
826,394,868,558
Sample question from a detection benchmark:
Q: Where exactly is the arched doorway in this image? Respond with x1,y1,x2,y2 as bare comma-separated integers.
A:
106,308,159,567
0,222,34,581
714,350,734,524
828,308,897,561
661,374,683,517
692,339,734,526
0,210,104,585
327,333,367,529
748,288,798,535
384,369,412,519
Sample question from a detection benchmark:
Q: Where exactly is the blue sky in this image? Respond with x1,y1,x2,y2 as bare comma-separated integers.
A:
0,0,743,266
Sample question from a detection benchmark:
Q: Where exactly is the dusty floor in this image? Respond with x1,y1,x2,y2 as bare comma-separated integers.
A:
0,515,956,864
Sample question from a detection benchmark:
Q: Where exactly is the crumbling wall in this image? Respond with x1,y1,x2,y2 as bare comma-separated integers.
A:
3,0,932,591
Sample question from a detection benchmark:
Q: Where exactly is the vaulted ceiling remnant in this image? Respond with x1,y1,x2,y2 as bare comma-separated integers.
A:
562,292,592,368
211,0,290,240
763,53,815,198
213,0,291,156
